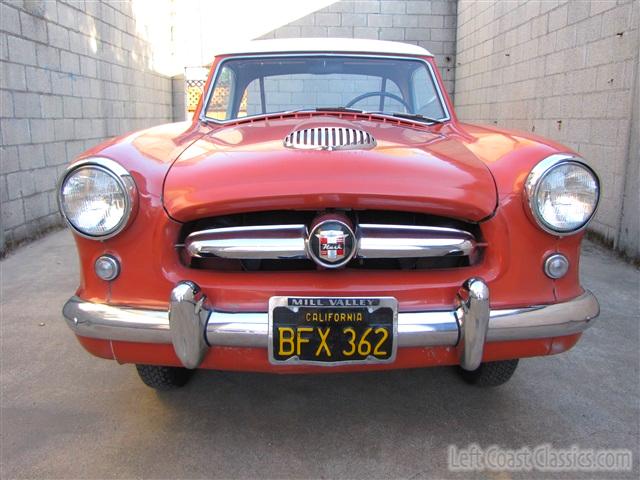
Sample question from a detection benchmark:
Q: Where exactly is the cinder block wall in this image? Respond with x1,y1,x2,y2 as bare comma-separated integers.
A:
454,0,639,258
172,74,185,122
258,0,458,97
0,0,173,253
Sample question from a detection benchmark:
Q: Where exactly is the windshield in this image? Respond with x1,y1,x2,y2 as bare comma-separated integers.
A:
203,55,448,123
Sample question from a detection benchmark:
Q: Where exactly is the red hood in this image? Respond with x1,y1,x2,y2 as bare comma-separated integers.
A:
163,116,498,222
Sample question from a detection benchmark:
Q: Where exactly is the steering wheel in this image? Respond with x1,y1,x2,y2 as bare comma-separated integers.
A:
345,91,412,112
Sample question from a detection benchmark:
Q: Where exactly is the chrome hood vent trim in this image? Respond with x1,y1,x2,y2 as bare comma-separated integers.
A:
284,127,376,151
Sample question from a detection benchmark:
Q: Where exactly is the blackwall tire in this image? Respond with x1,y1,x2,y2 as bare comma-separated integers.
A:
135,364,192,390
458,359,519,387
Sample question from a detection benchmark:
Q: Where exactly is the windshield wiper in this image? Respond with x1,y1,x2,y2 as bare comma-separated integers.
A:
314,107,367,114
386,112,444,124
318,107,445,125
256,107,366,116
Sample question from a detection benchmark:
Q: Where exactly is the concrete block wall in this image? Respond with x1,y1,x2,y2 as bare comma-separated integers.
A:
172,73,186,122
618,49,639,259
257,0,458,97
454,0,639,258
0,0,173,253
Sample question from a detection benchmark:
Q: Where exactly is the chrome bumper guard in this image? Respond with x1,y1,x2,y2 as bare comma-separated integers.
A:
62,279,599,370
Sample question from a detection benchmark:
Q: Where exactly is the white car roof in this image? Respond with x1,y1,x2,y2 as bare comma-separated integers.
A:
211,38,433,58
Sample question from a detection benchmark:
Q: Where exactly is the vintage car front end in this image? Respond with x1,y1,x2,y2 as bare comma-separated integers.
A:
59,39,600,389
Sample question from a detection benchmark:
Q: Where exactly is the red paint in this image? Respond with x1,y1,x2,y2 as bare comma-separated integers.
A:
66,53,589,371
76,334,581,372
163,117,498,222
76,336,114,360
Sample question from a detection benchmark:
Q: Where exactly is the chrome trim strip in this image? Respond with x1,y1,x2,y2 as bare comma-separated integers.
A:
63,291,599,350
206,311,269,347
199,54,451,125
185,224,308,260
395,311,459,347
183,224,478,261
357,224,477,258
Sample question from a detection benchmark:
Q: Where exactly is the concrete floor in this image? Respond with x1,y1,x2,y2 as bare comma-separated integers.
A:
1,230,638,479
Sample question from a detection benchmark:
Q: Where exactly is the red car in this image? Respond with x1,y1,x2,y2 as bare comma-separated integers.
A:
59,39,600,390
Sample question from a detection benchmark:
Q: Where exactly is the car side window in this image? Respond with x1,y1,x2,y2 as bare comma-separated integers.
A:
206,66,236,120
411,67,445,118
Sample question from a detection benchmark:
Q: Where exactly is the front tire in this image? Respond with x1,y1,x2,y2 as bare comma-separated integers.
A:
135,364,192,390
458,359,519,387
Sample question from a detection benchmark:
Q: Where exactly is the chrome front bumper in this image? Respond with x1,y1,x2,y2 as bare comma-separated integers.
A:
62,279,599,370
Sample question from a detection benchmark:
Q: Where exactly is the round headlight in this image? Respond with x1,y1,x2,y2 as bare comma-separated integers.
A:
59,158,136,239
525,155,599,235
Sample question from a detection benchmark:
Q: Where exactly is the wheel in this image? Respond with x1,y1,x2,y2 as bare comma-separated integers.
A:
458,359,519,387
135,364,192,390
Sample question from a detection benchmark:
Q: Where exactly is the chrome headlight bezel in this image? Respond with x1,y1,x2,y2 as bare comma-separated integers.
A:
524,154,600,236
57,157,138,240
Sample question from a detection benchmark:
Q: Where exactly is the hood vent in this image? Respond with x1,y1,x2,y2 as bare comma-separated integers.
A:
284,127,376,151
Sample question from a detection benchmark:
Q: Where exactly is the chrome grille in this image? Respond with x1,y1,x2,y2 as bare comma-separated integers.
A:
179,210,484,271
185,224,477,260
283,127,376,151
